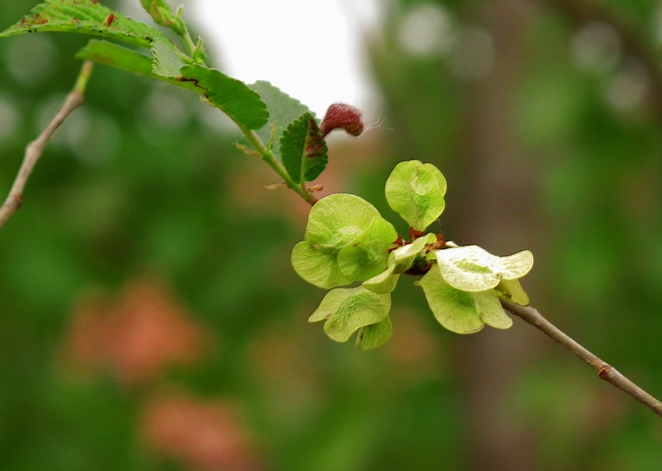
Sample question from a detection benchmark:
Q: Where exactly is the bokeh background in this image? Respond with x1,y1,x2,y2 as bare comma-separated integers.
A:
1,0,662,470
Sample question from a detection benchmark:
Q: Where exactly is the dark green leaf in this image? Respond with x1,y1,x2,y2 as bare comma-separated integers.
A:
76,40,153,77
76,40,199,93
0,0,167,49
2,0,186,84
303,120,327,181
279,112,328,184
178,64,269,130
249,80,312,157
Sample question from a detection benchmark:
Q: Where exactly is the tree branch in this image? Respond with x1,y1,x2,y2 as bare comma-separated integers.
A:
500,298,662,418
0,60,94,230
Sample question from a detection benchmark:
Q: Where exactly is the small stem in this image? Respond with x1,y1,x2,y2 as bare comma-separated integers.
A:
183,34,200,59
500,298,662,418
238,125,318,206
170,7,206,64
0,60,94,230
73,60,94,93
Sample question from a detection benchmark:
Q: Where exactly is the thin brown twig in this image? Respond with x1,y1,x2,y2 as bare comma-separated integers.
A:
0,60,94,230
500,298,662,418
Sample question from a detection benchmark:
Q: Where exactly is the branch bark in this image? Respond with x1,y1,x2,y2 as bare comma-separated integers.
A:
501,298,662,418
0,60,94,230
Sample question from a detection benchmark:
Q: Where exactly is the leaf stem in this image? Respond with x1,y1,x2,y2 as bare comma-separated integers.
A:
500,298,662,418
170,7,206,64
238,125,318,206
0,60,94,230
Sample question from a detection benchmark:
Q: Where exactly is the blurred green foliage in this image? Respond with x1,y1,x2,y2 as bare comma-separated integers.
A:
1,0,662,470
367,0,662,469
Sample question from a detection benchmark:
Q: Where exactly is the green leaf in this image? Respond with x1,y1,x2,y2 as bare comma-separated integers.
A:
336,216,397,281
280,113,314,183
280,112,328,184
178,64,269,130
291,194,397,289
362,265,399,294
417,267,512,334
249,81,312,156
391,233,436,273
140,0,178,29
76,39,154,78
431,246,498,292
291,241,354,289
474,289,512,329
385,160,447,231
324,298,385,340
76,40,199,93
358,317,393,350
304,194,384,249
362,233,436,294
300,119,327,182
498,250,535,280
308,287,359,322
140,0,203,62
495,278,530,305
151,37,186,77
308,286,390,343
0,0,167,49
430,246,534,292
417,267,484,334
2,1,186,85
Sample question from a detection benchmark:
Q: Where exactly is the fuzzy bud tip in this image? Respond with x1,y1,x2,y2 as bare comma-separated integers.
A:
320,103,364,138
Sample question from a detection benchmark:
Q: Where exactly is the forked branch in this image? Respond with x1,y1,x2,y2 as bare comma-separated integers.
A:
501,298,662,418
0,60,94,230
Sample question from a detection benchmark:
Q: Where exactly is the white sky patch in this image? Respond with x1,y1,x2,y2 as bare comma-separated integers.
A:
194,0,380,116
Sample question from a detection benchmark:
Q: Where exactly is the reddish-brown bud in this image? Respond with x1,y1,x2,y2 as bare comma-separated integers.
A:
320,103,364,138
